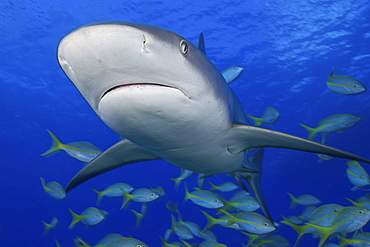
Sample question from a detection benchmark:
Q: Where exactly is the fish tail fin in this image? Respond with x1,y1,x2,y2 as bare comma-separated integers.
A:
130,209,144,228
305,223,332,247
40,177,46,189
201,210,219,231
54,239,61,247
41,221,52,236
287,193,298,209
345,197,360,206
338,236,351,247
247,114,263,127
208,181,217,191
68,208,81,229
280,216,306,236
170,178,182,189
41,130,66,157
241,232,259,247
330,67,336,77
298,123,317,140
74,237,92,247
92,188,103,206
184,182,190,201
120,188,132,209
218,209,235,222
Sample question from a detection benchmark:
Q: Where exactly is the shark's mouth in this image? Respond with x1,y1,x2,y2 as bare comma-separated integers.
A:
100,83,189,101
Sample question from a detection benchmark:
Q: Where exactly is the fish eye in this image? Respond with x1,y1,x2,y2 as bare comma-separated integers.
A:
353,84,357,87
180,40,188,56
359,210,364,214
215,199,219,202
264,222,269,226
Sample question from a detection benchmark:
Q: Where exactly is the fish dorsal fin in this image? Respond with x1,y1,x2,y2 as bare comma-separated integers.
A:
330,67,336,77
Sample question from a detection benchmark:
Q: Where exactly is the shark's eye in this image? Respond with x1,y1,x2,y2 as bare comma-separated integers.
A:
180,40,188,56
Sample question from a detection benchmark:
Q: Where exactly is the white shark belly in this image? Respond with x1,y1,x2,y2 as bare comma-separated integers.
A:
98,81,244,175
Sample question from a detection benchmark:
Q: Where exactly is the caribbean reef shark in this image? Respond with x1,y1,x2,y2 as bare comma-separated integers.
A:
58,21,370,222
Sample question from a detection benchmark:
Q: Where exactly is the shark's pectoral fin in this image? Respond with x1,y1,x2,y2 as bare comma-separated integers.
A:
229,124,370,164
66,139,160,192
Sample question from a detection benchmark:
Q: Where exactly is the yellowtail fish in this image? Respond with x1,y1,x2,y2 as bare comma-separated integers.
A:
40,177,66,200
170,169,194,189
223,190,260,212
219,209,276,234
247,107,280,127
346,160,370,191
287,193,321,208
184,184,224,209
221,66,244,84
170,214,194,240
41,216,59,235
68,207,108,229
299,113,362,141
41,130,102,163
339,232,370,246
121,187,161,209
208,181,238,192
326,69,365,95
92,182,134,205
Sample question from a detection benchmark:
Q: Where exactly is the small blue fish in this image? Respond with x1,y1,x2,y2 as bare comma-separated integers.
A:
171,214,194,240
247,107,280,127
287,193,322,208
346,160,370,191
40,177,66,200
299,114,362,141
121,188,160,209
41,217,59,235
225,193,260,212
68,207,108,229
184,184,224,209
208,181,238,192
221,66,243,84
219,209,276,234
42,130,103,163
171,169,194,189
326,69,365,95
92,182,134,205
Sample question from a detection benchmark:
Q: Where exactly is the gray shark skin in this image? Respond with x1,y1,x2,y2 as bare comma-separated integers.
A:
58,21,370,222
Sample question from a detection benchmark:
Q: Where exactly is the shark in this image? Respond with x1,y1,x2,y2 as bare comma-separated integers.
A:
57,21,370,222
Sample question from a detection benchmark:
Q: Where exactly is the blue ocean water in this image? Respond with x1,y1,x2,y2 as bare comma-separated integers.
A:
1,0,370,246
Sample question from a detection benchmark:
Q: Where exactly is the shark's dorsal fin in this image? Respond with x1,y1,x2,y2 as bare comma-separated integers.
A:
228,124,370,164
197,32,206,55
66,139,160,192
